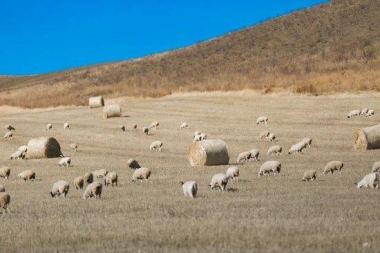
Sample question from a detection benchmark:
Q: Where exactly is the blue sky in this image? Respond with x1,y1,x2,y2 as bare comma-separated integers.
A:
0,0,329,75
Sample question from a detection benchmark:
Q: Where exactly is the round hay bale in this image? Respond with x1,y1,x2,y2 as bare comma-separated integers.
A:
89,96,104,108
27,137,62,159
103,104,122,119
189,139,229,166
354,124,380,150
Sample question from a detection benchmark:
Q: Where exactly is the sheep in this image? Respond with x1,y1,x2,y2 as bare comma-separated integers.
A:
18,170,36,181
355,172,379,189
0,192,11,214
0,167,10,179
63,122,70,130
83,172,94,184
104,172,118,187
58,157,71,167
194,131,201,137
347,110,360,118
149,141,163,151
267,145,282,156
226,166,239,181
46,123,52,130
267,133,276,142
256,116,268,125
69,143,78,152
209,173,228,191
18,145,28,153
180,122,188,129
0,185,4,192
143,127,149,135
302,137,312,147
180,181,197,198
288,142,307,154
5,125,15,131
83,182,102,199
360,108,369,116
193,134,202,142
4,131,13,139
127,158,141,169
120,125,126,131
10,150,26,160
50,180,70,198
365,109,374,117
92,169,108,178
302,170,317,181
74,176,84,190
371,161,380,173
323,161,344,174
236,151,251,163
260,131,270,140
200,133,207,140
148,121,159,129
258,161,281,177
132,167,151,182
249,149,260,161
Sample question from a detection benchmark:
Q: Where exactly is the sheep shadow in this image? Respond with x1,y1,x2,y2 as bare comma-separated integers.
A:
226,188,239,193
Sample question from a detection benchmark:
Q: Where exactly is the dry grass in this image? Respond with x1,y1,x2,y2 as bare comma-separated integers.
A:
1,0,380,108
0,92,380,252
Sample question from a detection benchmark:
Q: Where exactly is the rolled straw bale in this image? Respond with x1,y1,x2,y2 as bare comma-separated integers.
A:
89,96,104,108
27,137,62,159
189,139,229,166
354,124,380,150
103,104,122,119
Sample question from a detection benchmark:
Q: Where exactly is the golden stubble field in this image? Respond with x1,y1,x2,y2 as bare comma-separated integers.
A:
1,91,380,253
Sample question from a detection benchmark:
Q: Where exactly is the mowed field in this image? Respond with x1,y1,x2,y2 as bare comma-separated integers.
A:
1,92,380,253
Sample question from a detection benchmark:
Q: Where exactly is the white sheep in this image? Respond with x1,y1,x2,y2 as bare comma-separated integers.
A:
18,170,36,181
193,134,202,142
143,127,149,135
302,170,317,181
18,145,28,153
58,157,71,167
180,122,188,129
4,131,13,139
50,180,70,198
226,166,239,181
355,172,379,189
256,116,268,125
347,110,360,118
92,169,108,178
260,131,270,140
132,167,151,182
360,108,369,116
83,182,102,199
0,167,10,179
323,161,344,174
267,133,276,142
120,125,126,131
258,161,281,177
302,137,312,147
104,172,118,187
148,121,159,129
69,143,78,152
5,125,15,131
209,173,228,191
83,172,94,184
0,192,11,214
149,141,163,151
74,176,84,190
249,149,260,161
365,109,374,117
236,151,251,163
180,181,197,198
63,122,70,130
371,161,380,173
200,133,207,140
10,150,26,160
267,145,282,156
46,123,52,130
288,142,307,154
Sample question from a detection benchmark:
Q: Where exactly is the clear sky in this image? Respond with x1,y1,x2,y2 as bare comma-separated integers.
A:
0,0,329,75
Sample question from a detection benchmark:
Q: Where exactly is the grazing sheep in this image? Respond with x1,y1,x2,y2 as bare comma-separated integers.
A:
209,173,228,191
323,161,344,174
132,167,151,182
302,170,317,181
193,134,202,142
127,158,141,169
180,181,197,198
143,127,149,135
267,133,276,142
10,150,26,160
288,142,307,154
18,145,28,153
200,133,207,140
83,182,102,199
0,167,10,179
50,180,70,198
258,161,281,177
63,122,70,130
366,109,374,117
92,169,108,178
360,108,369,116
355,172,379,189
256,116,268,125
120,125,126,131
148,121,159,129
4,131,13,139
347,110,360,118
180,122,188,129
83,172,94,184
149,141,163,151
0,185,5,192
5,125,15,131
260,131,270,140
58,157,71,167
104,172,118,187
267,145,282,156
226,166,239,181
371,161,380,173
249,149,260,161
237,151,251,163
18,170,36,181
302,137,312,147
46,123,52,130
74,176,84,190
0,192,11,214
69,143,78,152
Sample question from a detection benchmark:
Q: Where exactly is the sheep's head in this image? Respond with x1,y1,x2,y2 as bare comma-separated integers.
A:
258,171,263,177
49,192,55,198
179,182,184,186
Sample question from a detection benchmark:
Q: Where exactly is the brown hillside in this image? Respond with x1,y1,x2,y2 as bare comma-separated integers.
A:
1,0,380,108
